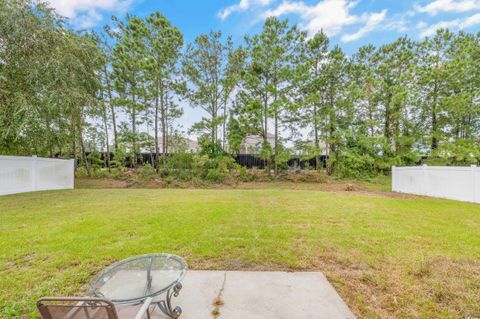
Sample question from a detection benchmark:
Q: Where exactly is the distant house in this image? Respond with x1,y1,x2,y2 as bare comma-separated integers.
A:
239,133,275,154
157,135,199,153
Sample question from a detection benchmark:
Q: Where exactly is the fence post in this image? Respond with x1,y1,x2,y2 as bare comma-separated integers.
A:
472,165,478,203
391,166,396,192
421,164,428,196
31,155,37,192
70,159,75,189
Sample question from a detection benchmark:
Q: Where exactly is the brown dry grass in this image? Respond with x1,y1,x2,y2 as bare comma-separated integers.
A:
310,252,480,318
75,172,402,199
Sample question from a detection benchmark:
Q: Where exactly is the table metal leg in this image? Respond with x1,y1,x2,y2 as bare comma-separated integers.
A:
157,283,182,318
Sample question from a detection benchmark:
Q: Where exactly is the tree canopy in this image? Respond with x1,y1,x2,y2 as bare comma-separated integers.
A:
1,0,479,178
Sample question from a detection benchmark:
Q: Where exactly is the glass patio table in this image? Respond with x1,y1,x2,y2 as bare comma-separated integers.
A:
89,254,188,318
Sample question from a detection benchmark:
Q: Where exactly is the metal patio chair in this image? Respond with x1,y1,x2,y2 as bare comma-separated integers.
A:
37,297,154,319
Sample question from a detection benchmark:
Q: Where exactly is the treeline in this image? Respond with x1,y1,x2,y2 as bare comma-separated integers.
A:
1,1,479,178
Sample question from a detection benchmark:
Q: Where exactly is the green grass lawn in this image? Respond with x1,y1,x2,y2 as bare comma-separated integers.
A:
1,188,479,318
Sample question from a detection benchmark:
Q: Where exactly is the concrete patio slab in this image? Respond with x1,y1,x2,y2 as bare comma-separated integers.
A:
151,271,356,319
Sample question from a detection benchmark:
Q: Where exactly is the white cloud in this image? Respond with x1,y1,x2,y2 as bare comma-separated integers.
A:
416,21,428,29
341,9,387,42
263,0,386,41
384,17,408,33
45,0,133,27
415,0,480,16
419,12,480,37
218,0,274,20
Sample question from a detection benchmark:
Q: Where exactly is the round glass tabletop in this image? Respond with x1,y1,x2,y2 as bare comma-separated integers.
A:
89,254,188,304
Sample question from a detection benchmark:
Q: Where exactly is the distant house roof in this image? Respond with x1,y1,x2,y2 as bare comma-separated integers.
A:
239,134,275,154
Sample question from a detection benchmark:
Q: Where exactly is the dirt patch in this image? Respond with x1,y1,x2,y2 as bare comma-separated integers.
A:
75,177,413,200
3,253,42,270
218,182,418,200
358,190,419,199
75,178,129,189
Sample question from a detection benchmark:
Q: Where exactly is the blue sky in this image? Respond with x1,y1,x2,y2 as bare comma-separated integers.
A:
48,0,480,54
46,0,480,139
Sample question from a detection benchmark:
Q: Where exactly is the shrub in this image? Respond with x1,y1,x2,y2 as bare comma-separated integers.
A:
111,147,127,168
163,175,175,185
332,151,376,179
138,163,156,182
237,166,253,182
76,166,127,179
281,170,329,183
206,168,223,182
92,167,127,179
87,150,104,169
428,139,480,166
173,169,192,181
191,155,213,179
250,168,270,181
75,166,89,177
168,152,195,170
159,168,170,178
191,154,238,182
216,155,239,172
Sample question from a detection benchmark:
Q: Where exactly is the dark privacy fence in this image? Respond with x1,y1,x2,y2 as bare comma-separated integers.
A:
84,152,328,169
234,154,328,169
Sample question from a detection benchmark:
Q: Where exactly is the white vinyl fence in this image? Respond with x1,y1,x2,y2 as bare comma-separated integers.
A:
0,155,74,196
392,165,480,203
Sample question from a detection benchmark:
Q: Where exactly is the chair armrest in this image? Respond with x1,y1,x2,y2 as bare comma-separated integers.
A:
133,297,153,319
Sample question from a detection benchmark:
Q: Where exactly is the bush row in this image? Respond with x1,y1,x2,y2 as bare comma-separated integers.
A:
76,153,333,185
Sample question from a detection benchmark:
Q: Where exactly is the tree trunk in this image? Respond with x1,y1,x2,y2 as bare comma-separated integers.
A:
313,58,321,170
79,127,91,177
160,83,168,168
162,87,168,167
263,94,268,144
313,102,320,170
110,101,118,152
327,91,336,176
222,99,227,151
263,92,269,174
154,80,159,169
104,66,118,151
165,101,169,160
384,91,392,144
72,140,77,171
274,109,278,177
102,101,110,171
368,96,375,137
273,84,278,178
71,113,77,170
131,90,137,167
211,101,217,154
142,88,154,166
45,115,53,157
431,81,438,150
213,100,218,153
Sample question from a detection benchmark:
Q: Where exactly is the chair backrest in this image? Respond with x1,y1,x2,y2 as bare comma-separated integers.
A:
37,297,119,319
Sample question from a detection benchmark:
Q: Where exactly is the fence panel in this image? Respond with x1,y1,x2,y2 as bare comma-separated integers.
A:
392,165,480,203
0,156,74,196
